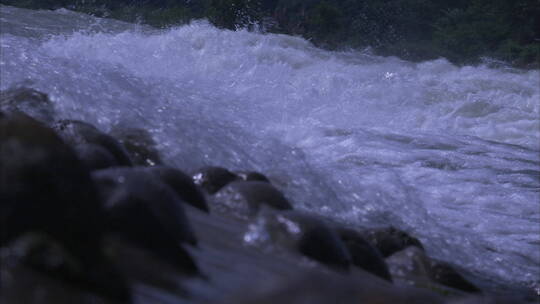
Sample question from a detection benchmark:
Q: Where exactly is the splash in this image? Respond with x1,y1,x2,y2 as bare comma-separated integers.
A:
1,5,539,291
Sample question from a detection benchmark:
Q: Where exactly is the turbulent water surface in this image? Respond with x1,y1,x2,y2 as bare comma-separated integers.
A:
1,5,539,294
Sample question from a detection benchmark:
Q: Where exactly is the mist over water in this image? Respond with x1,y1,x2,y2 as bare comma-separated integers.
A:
1,5,539,292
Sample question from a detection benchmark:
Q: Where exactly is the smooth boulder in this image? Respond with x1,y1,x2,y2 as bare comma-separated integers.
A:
213,181,293,217
193,166,239,194
235,171,270,183
386,246,480,293
337,228,392,281
146,166,209,212
0,87,56,124
0,113,104,257
360,227,424,257
428,259,481,293
54,120,132,170
92,167,199,275
245,210,351,271
110,126,163,166
0,233,131,302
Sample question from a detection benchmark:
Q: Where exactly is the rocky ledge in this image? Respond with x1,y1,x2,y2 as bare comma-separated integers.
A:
1,88,537,304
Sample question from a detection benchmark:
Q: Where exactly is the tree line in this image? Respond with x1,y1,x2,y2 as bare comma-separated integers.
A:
2,0,539,68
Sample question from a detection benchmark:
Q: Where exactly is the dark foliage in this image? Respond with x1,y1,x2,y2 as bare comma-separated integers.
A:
1,0,538,67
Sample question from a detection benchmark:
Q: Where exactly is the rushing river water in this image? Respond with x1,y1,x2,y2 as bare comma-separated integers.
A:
1,5,539,295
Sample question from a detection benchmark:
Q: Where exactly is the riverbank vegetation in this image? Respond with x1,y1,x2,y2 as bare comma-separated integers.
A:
1,0,538,67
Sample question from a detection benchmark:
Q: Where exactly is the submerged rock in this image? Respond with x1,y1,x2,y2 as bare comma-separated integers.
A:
0,113,104,256
360,227,424,257
428,260,481,293
386,246,479,293
0,233,131,303
245,210,351,271
337,228,392,281
193,166,239,194
293,214,351,271
213,181,293,217
146,166,209,212
53,120,132,170
76,143,120,171
386,246,431,279
110,126,163,166
92,167,199,275
0,87,56,124
235,171,271,183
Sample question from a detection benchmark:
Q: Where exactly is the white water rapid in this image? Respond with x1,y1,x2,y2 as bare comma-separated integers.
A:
1,5,539,294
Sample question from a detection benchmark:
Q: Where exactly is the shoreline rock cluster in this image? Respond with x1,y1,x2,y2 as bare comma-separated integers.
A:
0,87,534,303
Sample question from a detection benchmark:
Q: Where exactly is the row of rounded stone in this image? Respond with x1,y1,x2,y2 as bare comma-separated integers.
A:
1,87,480,303
188,165,481,294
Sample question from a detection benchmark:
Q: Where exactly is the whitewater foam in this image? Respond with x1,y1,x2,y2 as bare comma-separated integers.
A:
1,5,539,292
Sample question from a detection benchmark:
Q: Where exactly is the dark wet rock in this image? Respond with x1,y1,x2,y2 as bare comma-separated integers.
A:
213,181,293,217
1,264,123,304
245,211,351,271
360,227,424,257
53,120,132,169
235,171,271,183
0,87,55,124
0,233,131,302
92,167,199,275
386,246,432,280
0,113,104,257
76,143,119,171
193,166,239,194
145,166,209,212
428,260,481,293
337,228,392,281
386,246,480,293
295,218,351,271
110,126,163,166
